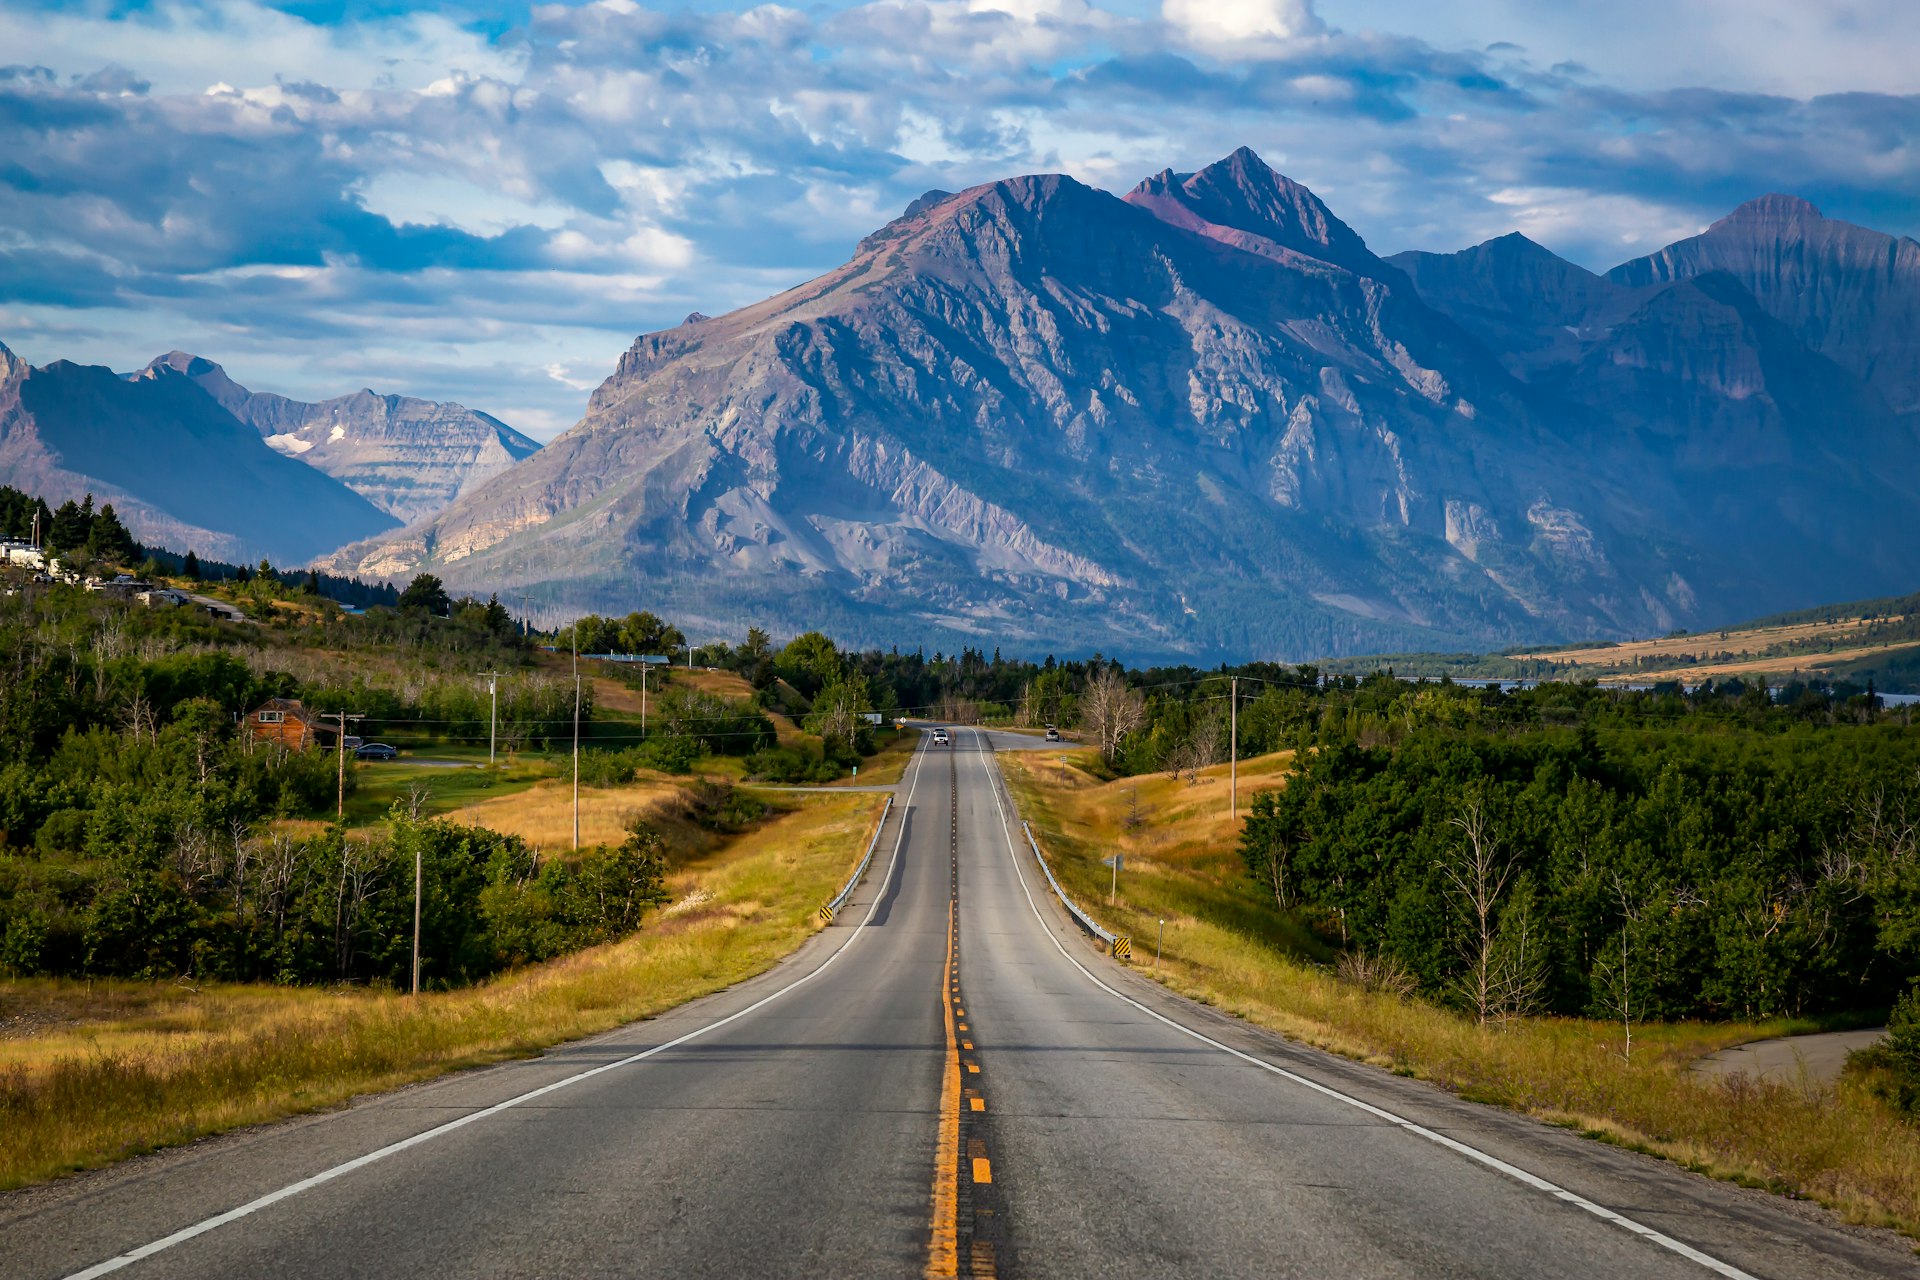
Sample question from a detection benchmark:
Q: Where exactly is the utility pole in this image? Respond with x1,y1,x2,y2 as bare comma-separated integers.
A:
640,660,648,734
1228,675,1238,822
572,628,581,851
333,710,364,820
483,669,499,765
412,837,423,996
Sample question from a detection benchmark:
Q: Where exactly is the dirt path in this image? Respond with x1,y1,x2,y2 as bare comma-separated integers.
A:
1691,1028,1886,1086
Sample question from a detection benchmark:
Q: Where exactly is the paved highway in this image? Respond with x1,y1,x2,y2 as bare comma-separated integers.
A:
0,729,1909,1278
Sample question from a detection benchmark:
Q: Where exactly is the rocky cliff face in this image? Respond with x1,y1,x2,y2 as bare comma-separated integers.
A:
321,153,1920,660
1607,196,1920,416
138,353,540,525
0,343,398,563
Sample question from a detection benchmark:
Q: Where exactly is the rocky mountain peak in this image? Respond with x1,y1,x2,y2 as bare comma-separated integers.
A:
146,350,225,379
1125,146,1381,277
0,339,24,385
1714,193,1825,229
901,189,955,219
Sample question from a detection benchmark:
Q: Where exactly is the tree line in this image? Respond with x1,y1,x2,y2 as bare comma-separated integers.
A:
1237,685,1918,1026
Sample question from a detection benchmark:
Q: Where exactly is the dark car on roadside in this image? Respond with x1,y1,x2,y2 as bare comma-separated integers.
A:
354,742,398,761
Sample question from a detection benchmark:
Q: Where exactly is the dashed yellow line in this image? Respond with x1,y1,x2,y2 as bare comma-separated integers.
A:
926,903,961,1278
972,1157,993,1184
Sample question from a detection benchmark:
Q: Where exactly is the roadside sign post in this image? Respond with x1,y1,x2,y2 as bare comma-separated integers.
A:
1157,918,1165,969
1102,852,1123,906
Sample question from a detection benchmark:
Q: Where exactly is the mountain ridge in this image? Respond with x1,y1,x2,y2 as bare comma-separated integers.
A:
300,152,1920,659
0,344,399,564
133,352,540,524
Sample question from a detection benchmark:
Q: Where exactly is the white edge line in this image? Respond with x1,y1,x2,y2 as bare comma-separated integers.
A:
64,742,935,1280
971,730,1757,1280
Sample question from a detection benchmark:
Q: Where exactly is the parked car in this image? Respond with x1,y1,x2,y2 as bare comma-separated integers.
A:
354,742,399,761
1044,726,1061,742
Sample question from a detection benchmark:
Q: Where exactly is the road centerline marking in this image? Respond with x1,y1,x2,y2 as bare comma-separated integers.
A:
973,729,1758,1280
927,897,962,1278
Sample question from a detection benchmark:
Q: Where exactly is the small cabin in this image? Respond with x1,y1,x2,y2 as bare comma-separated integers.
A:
244,697,340,752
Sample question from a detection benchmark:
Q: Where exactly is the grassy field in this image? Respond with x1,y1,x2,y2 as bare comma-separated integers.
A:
1002,748,1920,1238
0,791,883,1191
344,757,556,827
1512,614,1906,667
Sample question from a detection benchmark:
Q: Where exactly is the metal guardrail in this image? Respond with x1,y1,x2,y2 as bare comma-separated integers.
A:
822,794,895,921
1022,821,1117,947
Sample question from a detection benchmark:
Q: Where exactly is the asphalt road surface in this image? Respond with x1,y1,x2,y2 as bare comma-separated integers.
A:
2,729,1911,1278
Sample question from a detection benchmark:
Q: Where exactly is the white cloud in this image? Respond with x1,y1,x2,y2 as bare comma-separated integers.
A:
1163,0,1325,52
1321,0,1920,96
2,0,1917,438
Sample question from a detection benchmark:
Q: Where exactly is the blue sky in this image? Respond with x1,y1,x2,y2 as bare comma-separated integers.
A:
3,0,1916,438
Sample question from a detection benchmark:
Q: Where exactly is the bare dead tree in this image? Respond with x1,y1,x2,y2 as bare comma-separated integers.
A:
1438,795,1513,1026
259,835,302,946
1594,874,1643,1061
169,822,221,898
334,838,386,978
1082,667,1145,764
1486,894,1549,1026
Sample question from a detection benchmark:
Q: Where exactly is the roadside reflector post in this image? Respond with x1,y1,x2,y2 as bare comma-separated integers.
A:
1157,918,1165,969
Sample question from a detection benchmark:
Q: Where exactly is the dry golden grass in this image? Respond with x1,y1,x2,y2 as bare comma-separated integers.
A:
670,668,757,699
445,777,690,849
588,674,647,716
1515,614,1910,667
1005,749,1920,1238
0,792,882,1191
1593,641,1920,685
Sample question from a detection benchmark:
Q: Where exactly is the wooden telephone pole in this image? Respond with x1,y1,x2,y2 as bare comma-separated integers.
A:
1228,676,1238,822
333,710,365,820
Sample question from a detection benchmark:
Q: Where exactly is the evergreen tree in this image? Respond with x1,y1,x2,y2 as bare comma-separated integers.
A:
85,503,137,566
47,498,88,553
182,550,202,580
399,573,452,617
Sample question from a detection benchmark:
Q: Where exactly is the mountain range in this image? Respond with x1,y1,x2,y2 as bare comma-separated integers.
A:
0,346,534,565
319,148,1920,660
137,352,539,525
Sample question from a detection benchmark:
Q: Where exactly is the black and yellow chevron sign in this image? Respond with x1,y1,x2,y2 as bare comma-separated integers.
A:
818,904,834,925
1111,935,1132,961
